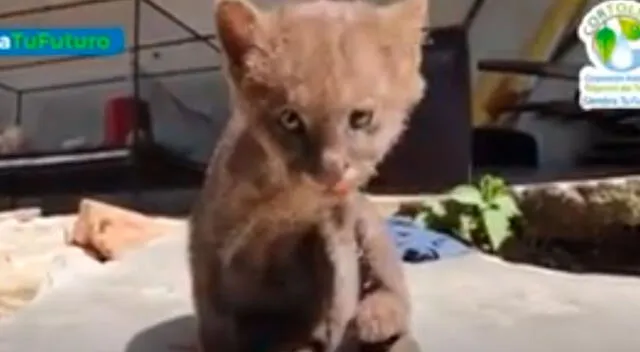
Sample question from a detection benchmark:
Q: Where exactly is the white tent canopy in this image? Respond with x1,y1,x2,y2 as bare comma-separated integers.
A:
0,0,593,165
0,0,220,90
0,0,593,96
0,0,488,90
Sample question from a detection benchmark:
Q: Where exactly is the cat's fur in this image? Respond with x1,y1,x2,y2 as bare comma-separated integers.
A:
189,0,427,350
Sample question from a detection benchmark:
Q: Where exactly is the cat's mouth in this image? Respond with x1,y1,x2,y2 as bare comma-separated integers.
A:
319,167,360,197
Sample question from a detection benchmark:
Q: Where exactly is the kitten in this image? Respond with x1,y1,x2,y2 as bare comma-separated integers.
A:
189,0,427,350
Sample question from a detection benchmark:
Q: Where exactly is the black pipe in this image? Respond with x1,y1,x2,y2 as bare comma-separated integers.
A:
0,0,126,20
22,66,220,93
14,92,22,125
142,0,220,53
0,35,217,73
463,0,487,30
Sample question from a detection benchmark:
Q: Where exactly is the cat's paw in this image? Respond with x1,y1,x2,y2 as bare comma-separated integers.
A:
355,291,408,343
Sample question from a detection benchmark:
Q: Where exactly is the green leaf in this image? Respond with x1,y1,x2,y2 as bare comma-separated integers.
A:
457,214,476,242
449,185,484,206
594,26,617,63
421,198,446,216
415,210,435,228
482,208,511,250
619,17,640,41
415,198,448,229
478,174,510,201
491,194,521,217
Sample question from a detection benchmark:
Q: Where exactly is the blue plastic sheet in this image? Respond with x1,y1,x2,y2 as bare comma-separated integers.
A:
386,216,472,263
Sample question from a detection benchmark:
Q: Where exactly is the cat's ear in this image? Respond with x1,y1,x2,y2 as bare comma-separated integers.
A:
377,0,428,44
214,0,262,67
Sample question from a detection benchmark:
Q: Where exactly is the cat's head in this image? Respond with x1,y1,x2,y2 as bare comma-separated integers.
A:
215,0,427,194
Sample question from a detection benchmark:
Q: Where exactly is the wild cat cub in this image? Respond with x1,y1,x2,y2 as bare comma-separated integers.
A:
188,0,428,350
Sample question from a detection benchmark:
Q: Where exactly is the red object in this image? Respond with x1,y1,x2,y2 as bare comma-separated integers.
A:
104,96,138,146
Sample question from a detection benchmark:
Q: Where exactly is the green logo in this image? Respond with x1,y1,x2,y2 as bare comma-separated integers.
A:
579,1,640,72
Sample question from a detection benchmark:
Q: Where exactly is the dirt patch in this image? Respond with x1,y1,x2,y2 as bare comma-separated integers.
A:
500,230,640,275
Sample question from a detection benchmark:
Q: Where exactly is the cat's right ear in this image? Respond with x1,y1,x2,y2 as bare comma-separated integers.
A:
214,0,261,68
377,0,427,47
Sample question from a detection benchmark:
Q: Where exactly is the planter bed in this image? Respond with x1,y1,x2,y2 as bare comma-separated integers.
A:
369,174,640,275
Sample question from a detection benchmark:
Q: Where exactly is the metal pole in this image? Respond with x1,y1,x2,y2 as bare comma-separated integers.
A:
132,0,142,146
143,0,220,54
0,82,18,94
0,0,126,20
463,0,487,30
21,66,220,93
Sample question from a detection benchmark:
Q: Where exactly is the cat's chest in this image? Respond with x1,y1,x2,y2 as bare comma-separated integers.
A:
265,203,359,280
228,201,360,294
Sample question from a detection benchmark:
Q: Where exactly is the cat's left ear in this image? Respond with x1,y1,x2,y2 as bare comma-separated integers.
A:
377,0,428,44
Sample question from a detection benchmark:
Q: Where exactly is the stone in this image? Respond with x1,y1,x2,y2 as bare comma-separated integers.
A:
69,199,163,261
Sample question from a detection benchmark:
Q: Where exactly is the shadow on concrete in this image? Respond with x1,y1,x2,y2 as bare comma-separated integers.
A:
126,315,197,352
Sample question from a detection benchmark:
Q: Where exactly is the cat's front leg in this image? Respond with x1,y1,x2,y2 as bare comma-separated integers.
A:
360,334,422,352
353,196,411,344
355,290,408,344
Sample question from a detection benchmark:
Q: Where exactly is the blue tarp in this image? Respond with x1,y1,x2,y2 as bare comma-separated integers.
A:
386,216,472,263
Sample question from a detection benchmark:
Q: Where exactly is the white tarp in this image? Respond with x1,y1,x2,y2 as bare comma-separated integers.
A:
0,0,592,160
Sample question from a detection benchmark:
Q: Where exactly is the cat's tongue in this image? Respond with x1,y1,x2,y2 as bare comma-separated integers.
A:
328,168,358,197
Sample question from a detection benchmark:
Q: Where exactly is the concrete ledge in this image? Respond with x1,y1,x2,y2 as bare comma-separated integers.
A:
2,233,640,351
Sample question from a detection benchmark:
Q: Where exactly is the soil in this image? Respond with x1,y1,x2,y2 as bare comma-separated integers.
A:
394,202,640,277
501,229,640,276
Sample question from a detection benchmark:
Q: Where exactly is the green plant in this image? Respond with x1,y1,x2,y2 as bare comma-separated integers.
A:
415,174,522,253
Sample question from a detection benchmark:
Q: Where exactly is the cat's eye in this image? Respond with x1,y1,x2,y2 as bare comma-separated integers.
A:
278,108,304,132
349,109,373,130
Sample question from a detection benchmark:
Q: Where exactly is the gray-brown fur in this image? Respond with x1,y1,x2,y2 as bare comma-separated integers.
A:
189,0,428,350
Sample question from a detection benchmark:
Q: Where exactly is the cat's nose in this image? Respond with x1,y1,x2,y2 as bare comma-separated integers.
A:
319,151,349,186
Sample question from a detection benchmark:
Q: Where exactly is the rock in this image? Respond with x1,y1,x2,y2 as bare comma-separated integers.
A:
515,176,640,239
69,199,164,261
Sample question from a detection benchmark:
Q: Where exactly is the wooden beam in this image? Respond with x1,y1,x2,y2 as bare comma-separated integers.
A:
471,0,588,126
